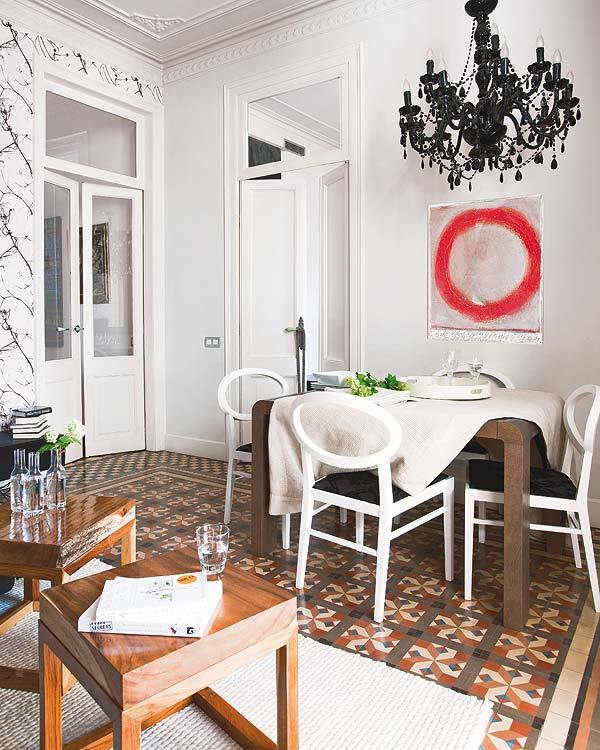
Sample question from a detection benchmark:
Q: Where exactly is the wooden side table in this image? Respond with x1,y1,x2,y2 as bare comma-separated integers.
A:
0,494,136,692
39,546,298,750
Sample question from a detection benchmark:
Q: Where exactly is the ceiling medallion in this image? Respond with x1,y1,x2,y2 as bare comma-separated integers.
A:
398,0,581,190
131,13,185,35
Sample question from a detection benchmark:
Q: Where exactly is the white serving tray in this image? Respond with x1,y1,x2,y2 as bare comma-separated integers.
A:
404,376,491,401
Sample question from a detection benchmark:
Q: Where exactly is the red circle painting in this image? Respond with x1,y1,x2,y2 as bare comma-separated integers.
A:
434,207,541,323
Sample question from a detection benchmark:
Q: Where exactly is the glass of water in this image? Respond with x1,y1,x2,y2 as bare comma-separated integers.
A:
442,350,460,383
468,356,484,382
196,523,230,575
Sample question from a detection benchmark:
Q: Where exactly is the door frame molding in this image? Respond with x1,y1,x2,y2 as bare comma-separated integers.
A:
33,56,166,451
223,44,364,386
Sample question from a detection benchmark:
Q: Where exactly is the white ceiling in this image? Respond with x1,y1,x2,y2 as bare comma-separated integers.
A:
34,0,336,63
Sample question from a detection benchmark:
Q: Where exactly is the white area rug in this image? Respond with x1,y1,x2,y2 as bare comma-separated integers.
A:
0,562,492,749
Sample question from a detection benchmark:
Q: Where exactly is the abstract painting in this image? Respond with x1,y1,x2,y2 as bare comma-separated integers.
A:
428,196,543,344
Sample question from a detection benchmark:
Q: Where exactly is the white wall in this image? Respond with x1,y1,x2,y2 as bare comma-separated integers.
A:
164,0,600,485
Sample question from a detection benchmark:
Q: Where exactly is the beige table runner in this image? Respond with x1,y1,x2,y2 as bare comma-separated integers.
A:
268,389,564,515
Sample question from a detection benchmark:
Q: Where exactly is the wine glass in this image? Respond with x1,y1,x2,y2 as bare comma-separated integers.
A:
442,350,459,384
468,356,484,383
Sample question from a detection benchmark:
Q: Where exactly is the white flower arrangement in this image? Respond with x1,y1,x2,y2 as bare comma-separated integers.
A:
39,419,86,455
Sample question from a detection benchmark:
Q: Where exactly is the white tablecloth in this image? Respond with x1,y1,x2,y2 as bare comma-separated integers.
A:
268,389,564,515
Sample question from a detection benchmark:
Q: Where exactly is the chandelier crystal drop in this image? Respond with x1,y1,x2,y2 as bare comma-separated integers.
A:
398,0,581,190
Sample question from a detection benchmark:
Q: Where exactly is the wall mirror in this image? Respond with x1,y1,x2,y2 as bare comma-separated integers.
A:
247,78,341,168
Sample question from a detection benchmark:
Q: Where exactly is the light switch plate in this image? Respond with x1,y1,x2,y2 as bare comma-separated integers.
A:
204,336,221,348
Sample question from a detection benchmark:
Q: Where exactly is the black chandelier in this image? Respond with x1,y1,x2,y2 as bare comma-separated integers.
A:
398,0,581,190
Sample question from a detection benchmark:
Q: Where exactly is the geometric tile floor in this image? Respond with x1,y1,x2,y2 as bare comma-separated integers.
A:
67,450,600,750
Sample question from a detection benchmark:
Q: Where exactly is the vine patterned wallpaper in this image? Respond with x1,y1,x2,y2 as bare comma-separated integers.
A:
0,20,161,410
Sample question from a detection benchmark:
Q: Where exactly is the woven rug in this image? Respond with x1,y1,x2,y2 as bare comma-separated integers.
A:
0,562,492,750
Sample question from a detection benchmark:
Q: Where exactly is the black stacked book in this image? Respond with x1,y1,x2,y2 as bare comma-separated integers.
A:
11,405,52,440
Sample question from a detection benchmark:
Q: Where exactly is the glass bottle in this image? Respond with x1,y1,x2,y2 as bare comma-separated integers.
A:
22,452,44,518
45,449,67,510
9,449,26,513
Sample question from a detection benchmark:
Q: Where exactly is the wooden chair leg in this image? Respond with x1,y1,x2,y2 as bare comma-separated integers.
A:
464,490,475,601
443,480,454,582
276,630,299,750
39,634,62,750
373,512,392,623
295,494,314,589
224,456,236,525
122,521,137,565
113,714,142,750
281,514,291,550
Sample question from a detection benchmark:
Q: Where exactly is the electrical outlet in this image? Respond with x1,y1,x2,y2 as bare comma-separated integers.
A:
204,336,221,348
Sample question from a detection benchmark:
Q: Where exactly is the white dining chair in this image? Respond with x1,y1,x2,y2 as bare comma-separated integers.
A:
433,365,515,542
464,384,600,611
218,368,292,548
291,392,454,623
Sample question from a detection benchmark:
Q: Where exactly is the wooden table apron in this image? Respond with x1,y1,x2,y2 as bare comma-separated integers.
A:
251,397,543,632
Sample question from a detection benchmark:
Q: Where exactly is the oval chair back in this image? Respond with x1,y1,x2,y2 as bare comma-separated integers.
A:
218,367,290,532
562,384,600,504
432,365,515,389
291,392,402,513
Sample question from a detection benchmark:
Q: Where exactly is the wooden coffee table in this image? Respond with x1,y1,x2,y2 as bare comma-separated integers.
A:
39,546,298,750
0,493,136,693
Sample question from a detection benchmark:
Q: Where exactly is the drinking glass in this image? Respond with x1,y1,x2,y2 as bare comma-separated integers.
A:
22,452,44,518
196,524,230,575
442,350,459,383
468,356,484,383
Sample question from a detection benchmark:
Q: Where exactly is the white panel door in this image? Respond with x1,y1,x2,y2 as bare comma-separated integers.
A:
240,177,307,417
320,163,349,372
43,172,83,462
81,184,145,456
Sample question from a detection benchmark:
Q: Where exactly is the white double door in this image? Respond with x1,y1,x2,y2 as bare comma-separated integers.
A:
43,173,145,458
239,164,349,414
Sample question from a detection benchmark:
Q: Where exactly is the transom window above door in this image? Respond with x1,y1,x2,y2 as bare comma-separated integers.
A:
45,91,137,178
247,78,341,169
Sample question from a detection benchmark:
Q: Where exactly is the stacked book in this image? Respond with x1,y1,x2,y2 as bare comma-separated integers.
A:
11,405,52,440
78,571,223,638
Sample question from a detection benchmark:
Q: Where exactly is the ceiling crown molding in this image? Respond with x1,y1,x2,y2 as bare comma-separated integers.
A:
163,0,423,83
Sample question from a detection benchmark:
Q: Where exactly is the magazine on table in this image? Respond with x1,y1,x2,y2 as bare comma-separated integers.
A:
78,572,223,638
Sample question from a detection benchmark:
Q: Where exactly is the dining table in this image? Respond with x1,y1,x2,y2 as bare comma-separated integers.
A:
249,387,565,631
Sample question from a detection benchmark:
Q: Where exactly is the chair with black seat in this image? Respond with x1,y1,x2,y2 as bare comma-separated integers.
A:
464,384,600,610
291,391,454,623
218,368,291,547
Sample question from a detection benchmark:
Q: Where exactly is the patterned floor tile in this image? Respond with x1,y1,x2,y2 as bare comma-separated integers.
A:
337,620,404,660
480,710,534,750
397,639,469,687
319,580,372,608
297,602,345,636
383,594,429,627
429,610,489,649
492,631,561,672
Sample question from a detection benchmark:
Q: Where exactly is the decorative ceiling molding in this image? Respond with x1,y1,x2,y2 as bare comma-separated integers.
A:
130,14,186,36
163,0,423,83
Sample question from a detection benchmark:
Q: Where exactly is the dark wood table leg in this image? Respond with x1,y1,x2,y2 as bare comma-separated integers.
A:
252,400,278,557
499,420,534,631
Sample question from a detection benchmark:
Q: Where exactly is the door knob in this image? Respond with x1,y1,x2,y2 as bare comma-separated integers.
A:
73,324,83,333
55,326,69,332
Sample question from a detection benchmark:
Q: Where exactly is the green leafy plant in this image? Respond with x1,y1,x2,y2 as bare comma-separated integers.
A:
378,373,410,392
38,419,86,454
345,372,409,398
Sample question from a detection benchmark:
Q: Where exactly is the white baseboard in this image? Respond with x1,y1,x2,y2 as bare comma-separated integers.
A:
164,434,227,461
589,499,600,528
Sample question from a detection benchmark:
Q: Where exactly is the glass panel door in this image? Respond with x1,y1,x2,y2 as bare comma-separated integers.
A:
81,184,145,456
44,182,72,361
43,172,83,462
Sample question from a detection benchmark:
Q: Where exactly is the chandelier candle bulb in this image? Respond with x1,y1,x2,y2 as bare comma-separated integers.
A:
403,81,412,106
490,22,500,49
536,34,545,62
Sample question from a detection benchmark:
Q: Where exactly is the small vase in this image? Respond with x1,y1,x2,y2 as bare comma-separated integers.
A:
9,448,26,513
45,449,67,511
22,452,44,518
